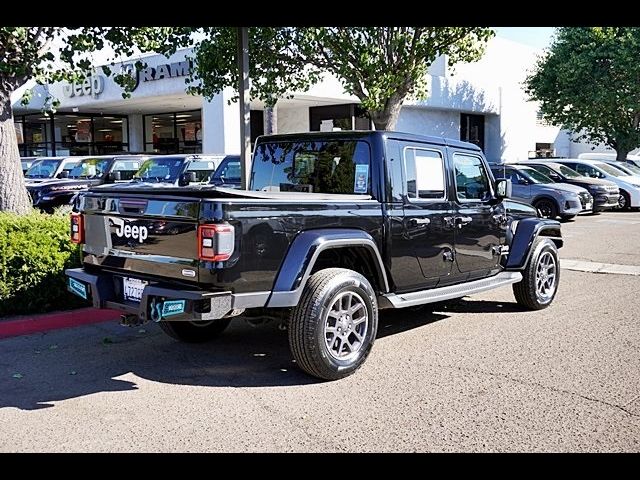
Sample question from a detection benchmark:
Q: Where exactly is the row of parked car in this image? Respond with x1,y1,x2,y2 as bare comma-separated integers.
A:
21,154,241,213
490,153,640,220
20,151,640,219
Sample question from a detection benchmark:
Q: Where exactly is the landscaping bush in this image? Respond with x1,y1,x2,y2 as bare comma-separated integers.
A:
0,209,88,317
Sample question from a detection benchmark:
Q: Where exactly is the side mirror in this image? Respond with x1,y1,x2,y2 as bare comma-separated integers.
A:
179,171,197,186
56,170,69,179
107,171,122,183
518,178,530,185
495,179,512,200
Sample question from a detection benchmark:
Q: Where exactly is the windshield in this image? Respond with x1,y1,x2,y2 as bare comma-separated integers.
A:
520,166,554,184
251,140,372,194
615,162,640,175
210,157,241,185
528,164,559,181
69,158,111,179
595,162,630,177
558,165,582,178
25,159,61,178
186,160,219,183
133,156,187,183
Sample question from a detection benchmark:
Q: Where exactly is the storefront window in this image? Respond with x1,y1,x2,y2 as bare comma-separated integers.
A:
15,113,129,157
93,116,128,155
144,110,202,154
22,115,53,156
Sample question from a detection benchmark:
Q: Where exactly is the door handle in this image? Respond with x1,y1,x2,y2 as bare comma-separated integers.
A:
492,214,507,225
456,216,473,228
408,218,431,227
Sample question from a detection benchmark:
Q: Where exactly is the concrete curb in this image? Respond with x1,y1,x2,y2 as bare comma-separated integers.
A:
0,308,120,339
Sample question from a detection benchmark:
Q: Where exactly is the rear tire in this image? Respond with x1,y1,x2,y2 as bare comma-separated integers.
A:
534,199,559,219
159,318,231,343
288,268,378,381
513,238,560,310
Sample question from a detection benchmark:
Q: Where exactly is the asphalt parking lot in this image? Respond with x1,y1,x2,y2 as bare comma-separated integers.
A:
1,211,639,452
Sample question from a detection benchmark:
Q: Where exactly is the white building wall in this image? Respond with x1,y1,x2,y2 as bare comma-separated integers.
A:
395,107,459,138
128,114,143,152
202,88,240,155
277,108,310,134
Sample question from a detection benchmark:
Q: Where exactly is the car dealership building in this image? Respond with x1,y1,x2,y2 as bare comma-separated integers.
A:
11,36,620,163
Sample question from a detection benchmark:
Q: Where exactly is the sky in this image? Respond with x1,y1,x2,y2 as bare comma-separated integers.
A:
494,27,557,50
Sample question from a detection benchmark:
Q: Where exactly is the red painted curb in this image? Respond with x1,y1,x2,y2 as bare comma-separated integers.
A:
0,308,121,339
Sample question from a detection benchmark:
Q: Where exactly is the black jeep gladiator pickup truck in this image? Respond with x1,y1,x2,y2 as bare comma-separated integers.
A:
66,131,562,380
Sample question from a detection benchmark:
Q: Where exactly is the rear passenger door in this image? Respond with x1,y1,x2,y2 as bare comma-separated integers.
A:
400,144,457,289
451,151,504,280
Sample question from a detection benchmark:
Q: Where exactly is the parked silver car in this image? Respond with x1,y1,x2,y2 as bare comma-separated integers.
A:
490,164,592,220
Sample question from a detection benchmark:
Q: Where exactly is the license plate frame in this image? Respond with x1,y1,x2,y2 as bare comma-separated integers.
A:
122,277,148,303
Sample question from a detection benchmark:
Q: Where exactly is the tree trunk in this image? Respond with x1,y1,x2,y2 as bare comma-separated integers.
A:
369,91,405,131
264,104,277,135
616,148,629,161
0,93,31,214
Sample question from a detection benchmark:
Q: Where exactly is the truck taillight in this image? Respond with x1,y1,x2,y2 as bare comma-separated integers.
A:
198,224,235,261
70,213,84,244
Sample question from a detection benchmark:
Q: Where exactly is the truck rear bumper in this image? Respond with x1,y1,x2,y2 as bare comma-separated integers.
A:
65,268,270,323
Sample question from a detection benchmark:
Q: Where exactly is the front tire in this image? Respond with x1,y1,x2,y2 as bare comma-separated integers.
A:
534,199,559,219
159,318,231,343
618,190,631,211
513,238,560,310
288,268,378,381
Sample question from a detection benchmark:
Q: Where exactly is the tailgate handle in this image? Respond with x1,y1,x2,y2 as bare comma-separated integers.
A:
119,199,148,214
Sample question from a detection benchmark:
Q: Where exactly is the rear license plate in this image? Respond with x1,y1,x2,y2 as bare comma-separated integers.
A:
123,277,148,303
585,202,592,210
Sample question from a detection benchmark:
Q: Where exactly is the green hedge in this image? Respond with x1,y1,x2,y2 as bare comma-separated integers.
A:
0,210,88,317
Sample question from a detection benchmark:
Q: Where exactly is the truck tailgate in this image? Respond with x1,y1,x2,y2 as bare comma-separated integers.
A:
81,194,201,281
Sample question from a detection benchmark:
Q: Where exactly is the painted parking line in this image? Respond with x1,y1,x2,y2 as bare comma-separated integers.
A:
596,219,640,225
561,259,640,276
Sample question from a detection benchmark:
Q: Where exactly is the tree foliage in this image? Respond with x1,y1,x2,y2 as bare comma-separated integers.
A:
525,27,640,160
186,27,494,130
0,27,193,213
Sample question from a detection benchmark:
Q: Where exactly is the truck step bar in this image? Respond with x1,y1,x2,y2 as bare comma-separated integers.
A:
382,271,523,308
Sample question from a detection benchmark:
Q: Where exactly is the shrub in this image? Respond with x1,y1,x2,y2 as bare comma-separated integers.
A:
0,209,88,317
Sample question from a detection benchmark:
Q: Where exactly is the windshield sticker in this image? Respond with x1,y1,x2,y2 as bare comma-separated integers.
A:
354,164,369,194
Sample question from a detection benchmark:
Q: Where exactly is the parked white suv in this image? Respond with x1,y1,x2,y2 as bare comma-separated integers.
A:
555,159,640,210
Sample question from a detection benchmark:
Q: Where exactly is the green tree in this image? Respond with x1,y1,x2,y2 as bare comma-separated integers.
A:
186,27,494,130
525,27,640,161
0,27,192,213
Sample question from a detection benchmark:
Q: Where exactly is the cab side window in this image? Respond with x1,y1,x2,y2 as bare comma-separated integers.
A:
574,164,599,178
404,147,446,200
453,153,491,201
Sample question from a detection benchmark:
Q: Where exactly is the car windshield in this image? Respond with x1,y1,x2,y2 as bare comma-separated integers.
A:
69,158,111,179
557,165,582,178
210,157,241,186
519,166,554,184
25,159,61,178
595,162,630,177
528,164,559,181
616,162,640,175
133,156,187,183
186,160,219,183
251,139,372,194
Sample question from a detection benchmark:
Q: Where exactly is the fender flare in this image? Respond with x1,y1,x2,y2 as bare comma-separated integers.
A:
266,229,389,308
504,217,563,270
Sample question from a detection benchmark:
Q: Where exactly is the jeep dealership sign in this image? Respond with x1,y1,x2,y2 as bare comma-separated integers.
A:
63,75,105,99
120,60,191,92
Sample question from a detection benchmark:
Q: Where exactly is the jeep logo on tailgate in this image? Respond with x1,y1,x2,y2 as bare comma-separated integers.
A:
110,217,148,243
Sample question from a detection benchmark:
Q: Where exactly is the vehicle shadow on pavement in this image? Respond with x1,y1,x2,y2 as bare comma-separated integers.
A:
0,300,524,410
